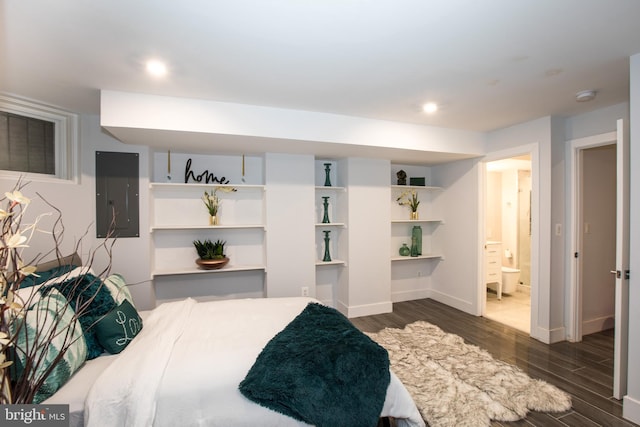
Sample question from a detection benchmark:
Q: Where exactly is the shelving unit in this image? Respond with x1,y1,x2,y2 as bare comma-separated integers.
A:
314,163,347,266
389,164,445,302
314,160,347,307
149,182,266,278
390,184,444,262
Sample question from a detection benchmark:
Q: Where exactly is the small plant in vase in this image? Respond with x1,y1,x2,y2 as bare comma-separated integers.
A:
202,186,236,225
193,239,229,270
396,189,420,220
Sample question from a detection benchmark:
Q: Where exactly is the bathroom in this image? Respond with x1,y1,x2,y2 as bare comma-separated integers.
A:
484,155,532,333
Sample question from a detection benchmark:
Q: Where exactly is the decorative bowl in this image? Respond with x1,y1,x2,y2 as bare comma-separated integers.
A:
195,257,229,270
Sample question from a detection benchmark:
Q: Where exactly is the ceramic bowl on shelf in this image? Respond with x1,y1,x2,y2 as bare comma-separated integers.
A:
195,257,229,270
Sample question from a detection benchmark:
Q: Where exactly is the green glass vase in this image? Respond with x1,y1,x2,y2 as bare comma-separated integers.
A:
412,225,422,256
399,243,410,256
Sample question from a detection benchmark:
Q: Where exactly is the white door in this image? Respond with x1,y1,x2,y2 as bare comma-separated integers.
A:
613,118,630,399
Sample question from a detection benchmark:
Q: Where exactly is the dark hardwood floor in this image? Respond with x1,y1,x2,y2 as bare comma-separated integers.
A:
351,298,637,427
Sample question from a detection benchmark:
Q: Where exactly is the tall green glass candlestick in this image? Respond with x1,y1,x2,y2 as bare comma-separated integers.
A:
324,163,332,187
322,196,330,223
323,230,332,262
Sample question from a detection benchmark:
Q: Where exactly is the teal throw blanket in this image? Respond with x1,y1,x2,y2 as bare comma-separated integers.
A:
239,303,390,427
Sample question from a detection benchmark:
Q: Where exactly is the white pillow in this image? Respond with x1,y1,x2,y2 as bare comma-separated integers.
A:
103,273,135,307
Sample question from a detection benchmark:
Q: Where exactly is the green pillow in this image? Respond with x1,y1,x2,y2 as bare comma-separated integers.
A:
95,300,143,354
43,273,117,359
11,288,87,403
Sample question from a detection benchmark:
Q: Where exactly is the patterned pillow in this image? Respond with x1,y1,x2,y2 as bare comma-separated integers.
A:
103,273,135,307
42,273,117,359
11,288,87,403
95,300,143,354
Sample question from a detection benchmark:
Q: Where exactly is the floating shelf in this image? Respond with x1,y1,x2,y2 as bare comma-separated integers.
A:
150,182,265,190
391,254,443,262
315,222,346,228
315,186,346,191
152,265,266,277
390,184,443,191
151,224,265,232
391,219,444,224
315,259,346,266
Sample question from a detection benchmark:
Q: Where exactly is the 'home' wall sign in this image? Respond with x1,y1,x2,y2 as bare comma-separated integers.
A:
184,158,231,184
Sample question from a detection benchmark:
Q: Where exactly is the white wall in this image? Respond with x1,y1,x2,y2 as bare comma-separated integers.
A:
264,153,316,298
565,103,630,141
0,114,155,309
341,157,392,317
430,158,481,314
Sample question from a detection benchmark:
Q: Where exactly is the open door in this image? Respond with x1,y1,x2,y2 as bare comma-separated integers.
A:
613,118,629,399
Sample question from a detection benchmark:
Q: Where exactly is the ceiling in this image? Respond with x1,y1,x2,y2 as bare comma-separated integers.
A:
2,0,640,134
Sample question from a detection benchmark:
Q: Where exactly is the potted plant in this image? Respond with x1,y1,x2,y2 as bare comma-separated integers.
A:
202,187,236,225
193,239,229,270
396,189,420,220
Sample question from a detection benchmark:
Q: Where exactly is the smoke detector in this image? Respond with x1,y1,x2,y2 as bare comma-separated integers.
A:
575,90,596,102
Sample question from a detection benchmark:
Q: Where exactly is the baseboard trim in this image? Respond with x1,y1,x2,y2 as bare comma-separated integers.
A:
427,289,474,315
336,300,393,318
531,325,565,344
582,315,615,335
391,289,430,303
623,395,640,424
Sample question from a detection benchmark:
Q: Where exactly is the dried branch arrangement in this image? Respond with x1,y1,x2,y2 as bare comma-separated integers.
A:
1,179,115,403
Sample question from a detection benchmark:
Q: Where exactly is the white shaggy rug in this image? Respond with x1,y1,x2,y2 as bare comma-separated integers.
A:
367,321,572,427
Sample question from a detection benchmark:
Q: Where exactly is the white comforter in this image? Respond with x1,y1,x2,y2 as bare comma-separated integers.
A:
84,297,424,427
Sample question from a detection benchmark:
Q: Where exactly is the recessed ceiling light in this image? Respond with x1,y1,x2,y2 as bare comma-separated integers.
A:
575,89,596,102
146,59,168,77
422,102,438,114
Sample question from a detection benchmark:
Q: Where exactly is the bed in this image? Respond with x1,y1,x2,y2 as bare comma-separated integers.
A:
20,258,424,427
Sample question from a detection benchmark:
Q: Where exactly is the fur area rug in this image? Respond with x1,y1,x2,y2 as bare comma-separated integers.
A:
367,321,572,427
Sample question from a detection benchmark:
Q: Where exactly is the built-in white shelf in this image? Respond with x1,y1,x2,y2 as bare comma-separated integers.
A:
315,222,346,228
315,259,346,266
390,184,443,191
391,254,444,262
151,224,265,232
150,182,265,190
152,264,266,277
315,186,346,191
391,219,443,224
150,171,266,282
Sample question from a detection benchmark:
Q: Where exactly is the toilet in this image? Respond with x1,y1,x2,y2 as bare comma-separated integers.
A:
501,267,520,296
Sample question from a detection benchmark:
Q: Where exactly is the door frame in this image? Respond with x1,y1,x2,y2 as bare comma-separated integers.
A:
566,130,616,342
479,143,539,339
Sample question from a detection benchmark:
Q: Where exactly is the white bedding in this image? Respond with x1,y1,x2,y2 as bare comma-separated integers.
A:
48,297,424,427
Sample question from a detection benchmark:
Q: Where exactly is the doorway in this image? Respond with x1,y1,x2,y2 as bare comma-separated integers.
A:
567,121,629,400
578,145,617,336
484,155,532,333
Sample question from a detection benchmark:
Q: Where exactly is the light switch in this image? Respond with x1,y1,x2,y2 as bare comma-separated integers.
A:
555,223,562,236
